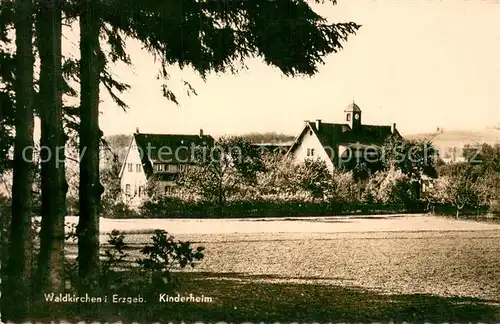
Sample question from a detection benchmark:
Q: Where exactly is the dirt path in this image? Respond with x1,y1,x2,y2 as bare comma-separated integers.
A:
61,214,500,234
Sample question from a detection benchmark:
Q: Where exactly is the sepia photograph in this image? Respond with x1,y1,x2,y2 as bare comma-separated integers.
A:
0,0,499,322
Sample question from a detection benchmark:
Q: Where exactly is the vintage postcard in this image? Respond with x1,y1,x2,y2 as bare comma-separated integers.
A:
0,0,499,322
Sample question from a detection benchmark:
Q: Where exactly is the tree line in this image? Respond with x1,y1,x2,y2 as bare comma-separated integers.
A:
129,136,498,219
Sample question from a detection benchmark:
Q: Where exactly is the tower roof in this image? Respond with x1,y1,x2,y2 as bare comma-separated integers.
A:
344,101,361,112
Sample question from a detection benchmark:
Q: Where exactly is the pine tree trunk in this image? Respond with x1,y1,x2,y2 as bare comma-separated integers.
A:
5,0,35,318
77,0,103,290
35,0,67,295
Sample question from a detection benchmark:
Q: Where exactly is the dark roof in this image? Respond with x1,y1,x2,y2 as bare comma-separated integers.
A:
288,121,399,155
344,102,361,112
134,133,214,162
339,124,394,145
312,122,350,149
133,132,214,178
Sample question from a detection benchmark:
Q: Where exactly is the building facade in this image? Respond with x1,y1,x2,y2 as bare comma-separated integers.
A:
119,128,214,207
287,102,401,172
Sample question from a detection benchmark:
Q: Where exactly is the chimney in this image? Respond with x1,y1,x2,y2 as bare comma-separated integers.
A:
199,128,204,137
316,119,321,131
391,123,396,134
135,127,139,134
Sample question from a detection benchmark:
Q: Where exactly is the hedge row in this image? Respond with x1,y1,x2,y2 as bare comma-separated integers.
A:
110,197,423,219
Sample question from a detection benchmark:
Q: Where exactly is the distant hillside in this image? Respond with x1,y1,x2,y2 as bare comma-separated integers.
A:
239,132,295,144
404,129,500,150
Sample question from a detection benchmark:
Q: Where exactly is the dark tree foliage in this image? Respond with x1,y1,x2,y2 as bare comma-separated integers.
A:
462,143,500,172
240,132,295,144
382,135,438,181
438,143,500,213
65,0,359,288
0,1,16,173
97,0,360,100
0,51,15,173
178,136,264,204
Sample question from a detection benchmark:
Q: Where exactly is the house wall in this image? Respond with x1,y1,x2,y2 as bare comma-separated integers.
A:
120,137,148,208
291,127,334,172
148,180,176,196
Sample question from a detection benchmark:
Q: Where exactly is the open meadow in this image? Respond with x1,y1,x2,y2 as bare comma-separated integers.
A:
64,215,500,301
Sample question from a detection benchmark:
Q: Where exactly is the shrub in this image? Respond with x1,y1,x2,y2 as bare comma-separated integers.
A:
296,159,331,201
136,230,205,290
428,170,483,217
98,230,130,293
363,167,416,210
328,169,358,205
105,202,139,218
59,228,205,298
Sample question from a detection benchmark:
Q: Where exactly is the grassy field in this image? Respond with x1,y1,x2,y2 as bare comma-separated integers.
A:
56,215,500,322
64,216,500,300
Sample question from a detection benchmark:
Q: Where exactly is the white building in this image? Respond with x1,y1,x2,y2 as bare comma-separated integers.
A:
119,128,214,208
287,102,401,171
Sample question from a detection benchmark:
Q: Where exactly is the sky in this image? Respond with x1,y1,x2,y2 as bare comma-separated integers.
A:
72,0,500,138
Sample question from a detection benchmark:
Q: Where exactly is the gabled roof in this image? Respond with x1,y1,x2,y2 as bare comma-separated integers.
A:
339,124,394,145
313,122,351,149
132,132,215,179
287,120,399,155
134,133,214,162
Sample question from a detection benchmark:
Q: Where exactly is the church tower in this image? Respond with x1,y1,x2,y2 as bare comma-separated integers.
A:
344,101,362,130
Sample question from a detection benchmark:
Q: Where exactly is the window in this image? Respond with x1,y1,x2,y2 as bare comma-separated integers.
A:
307,148,315,157
156,164,165,172
311,149,315,156
127,163,133,172
346,113,351,121
136,164,141,172
165,164,178,172
125,184,131,196
138,186,143,197
164,186,172,194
